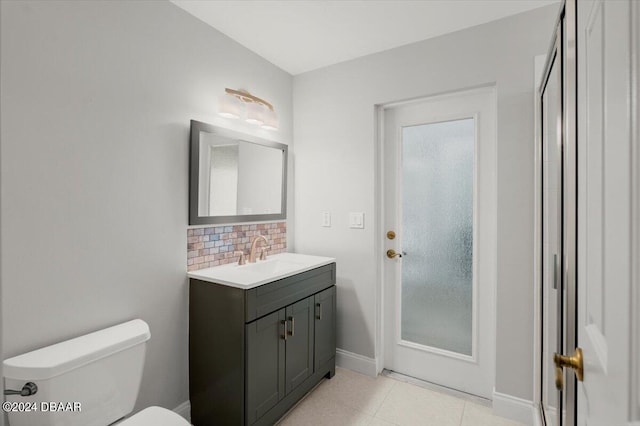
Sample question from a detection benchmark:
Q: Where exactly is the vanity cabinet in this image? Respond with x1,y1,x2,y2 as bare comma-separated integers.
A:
189,263,336,426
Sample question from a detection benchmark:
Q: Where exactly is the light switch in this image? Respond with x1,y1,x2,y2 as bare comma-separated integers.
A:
349,212,364,229
322,212,331,227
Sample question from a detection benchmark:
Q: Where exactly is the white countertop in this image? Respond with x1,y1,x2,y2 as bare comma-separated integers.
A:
187,252,336,289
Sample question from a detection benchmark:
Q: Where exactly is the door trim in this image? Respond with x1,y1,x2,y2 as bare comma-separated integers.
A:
532,52,546,419
630,0,640,420
537,23,564,423
533,8,565,415
562,1,578,424
374,85,497,389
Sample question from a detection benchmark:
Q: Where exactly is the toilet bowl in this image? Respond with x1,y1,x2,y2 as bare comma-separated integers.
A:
118,406,190,426
3,320,190,426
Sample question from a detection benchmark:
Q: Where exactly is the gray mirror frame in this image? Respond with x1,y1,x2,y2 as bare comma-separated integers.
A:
189,120,288,225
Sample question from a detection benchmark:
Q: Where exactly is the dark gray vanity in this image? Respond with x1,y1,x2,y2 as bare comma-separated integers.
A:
189,262,336,426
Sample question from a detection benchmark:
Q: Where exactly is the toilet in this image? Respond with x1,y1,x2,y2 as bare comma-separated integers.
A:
3,319,190,426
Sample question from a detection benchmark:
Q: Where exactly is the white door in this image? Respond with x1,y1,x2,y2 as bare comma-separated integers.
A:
576,0,638,423
382,87,496,398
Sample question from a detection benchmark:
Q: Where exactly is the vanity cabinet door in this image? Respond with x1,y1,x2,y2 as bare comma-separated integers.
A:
284,296,314,394
246,309,286,425
314,286,336,371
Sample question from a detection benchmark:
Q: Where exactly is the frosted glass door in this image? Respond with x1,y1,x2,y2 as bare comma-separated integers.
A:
383,87,495,398
401,118,474,356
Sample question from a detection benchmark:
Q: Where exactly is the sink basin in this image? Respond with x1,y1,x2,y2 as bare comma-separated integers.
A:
187,252,336,289
240,258,301,275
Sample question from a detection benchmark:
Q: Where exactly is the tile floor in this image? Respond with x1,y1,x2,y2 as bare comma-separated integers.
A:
277,368,524,426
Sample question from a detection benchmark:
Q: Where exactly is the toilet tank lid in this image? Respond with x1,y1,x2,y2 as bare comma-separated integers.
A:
3,319,150,381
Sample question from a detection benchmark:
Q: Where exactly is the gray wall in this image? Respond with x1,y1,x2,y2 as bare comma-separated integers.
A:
293,5,558,400
0,0,292,418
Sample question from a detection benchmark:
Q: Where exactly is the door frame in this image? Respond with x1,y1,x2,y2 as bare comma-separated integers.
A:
534,0,578,424
534,16,563,424
374,85,497,393
532,52,546,426
632,3,640,422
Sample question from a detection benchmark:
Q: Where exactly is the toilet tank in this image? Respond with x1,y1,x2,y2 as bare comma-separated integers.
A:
3,319,150,426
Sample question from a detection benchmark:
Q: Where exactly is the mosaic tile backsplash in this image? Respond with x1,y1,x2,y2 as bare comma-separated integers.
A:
187,221,287,271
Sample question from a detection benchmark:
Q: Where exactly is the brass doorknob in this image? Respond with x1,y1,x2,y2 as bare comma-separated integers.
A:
553,347,583,389
555,364,564,390
386,249,402,259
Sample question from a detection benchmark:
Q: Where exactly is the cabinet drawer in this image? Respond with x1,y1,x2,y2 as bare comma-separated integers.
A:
245,263,335,322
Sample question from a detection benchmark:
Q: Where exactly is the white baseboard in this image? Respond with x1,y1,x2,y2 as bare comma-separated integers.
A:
173,400,191,423
492,389,535,426
335,348,377,377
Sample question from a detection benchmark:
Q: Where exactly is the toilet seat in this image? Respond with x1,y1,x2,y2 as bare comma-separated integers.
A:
118,406,191,426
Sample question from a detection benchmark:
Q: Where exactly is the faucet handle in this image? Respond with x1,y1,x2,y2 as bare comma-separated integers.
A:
259,248,268,261
234,251,247,266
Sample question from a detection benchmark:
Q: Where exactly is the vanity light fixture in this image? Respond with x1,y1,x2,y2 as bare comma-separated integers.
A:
218,92,243,119
218,88,279,131
245,102,265,125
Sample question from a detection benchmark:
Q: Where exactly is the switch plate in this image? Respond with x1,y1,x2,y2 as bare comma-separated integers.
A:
322,212,331,227
349,212,364,229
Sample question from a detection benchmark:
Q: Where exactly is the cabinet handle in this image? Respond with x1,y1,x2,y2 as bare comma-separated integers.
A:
288,316,295,337
316,303,322,320
281,320,288,341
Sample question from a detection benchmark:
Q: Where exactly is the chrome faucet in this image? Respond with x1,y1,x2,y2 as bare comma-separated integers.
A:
248,235,269,263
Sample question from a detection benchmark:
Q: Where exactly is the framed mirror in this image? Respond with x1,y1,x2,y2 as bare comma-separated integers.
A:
189,120,287,225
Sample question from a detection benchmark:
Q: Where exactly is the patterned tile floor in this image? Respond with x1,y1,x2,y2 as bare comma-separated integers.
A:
276,368,525,426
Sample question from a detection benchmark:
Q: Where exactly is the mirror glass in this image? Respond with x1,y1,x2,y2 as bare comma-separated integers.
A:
190,121,287,225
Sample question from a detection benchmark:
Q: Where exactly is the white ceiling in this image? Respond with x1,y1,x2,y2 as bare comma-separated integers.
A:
171,0,558,75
